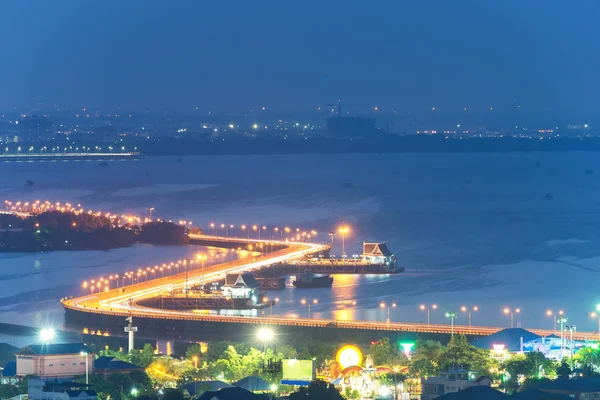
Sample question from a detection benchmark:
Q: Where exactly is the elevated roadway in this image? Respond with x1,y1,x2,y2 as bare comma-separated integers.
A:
62,235,597,341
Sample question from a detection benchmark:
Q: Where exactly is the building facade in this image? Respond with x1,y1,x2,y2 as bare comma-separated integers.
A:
16,343,93,379
421,370,491,400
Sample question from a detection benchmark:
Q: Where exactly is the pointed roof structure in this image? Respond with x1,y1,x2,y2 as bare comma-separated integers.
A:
18,343,92,356
233,376,271,392
361,242,393,257
223,272,259,288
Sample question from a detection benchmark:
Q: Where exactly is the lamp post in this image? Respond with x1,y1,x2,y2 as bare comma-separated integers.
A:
419,304,437,326
546,309,564,332
446,312,458,337
196,254,207,287
148,207,154,219
80,351,89,385
338,226,350,258
460,306,478,328
566,325,576,367
590,311,600,341
503,307,521,328
558,316,568,357
301,299,318,318
380,302,396,325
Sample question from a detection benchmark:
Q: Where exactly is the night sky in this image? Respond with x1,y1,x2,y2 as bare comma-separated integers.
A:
1,0,599,116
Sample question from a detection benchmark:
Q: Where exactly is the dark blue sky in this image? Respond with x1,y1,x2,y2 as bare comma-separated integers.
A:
1,0,598,115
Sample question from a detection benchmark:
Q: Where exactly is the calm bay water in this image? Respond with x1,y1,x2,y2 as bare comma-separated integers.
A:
1,152,600,342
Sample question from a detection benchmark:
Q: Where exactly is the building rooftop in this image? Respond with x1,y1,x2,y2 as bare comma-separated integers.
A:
197,387,263,400
233,376,271,392
538,378,600,393
223,272,259,288
436,386,508,399
472,328,541,352
18,343,93,356
182,381,233,396
362,242,392,257
94,356,142,372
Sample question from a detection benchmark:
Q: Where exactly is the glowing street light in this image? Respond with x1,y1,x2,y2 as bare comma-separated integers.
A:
503,307,521,328
40,328,56,344
420,304,437,326
546,309,564,332
338,226,350,257
301,298,318,319
380,302,396,325
460,306,478,328
445,312,458,337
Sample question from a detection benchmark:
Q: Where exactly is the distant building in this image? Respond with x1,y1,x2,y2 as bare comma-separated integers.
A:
361,242,397,268
420,369,491,400
19,115,52,142
16,343,93,379
221,272,260,303
435,385,507,400
537,378,600,399
197,386,264,400
28,378,97,400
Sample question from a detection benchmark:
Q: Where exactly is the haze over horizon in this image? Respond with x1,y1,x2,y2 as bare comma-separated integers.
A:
1,0,599,121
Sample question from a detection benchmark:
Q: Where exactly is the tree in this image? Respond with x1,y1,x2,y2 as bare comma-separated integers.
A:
161,388,185,400
439,335,497,378
130,343,155,368
556,360,571,379
369,337,405,367
410,340,444,377
0,384,18,399
289,380,344,400
186,344,202,361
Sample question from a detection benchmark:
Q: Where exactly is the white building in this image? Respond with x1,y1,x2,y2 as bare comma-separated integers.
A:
421,370,491,400
17,343,93,379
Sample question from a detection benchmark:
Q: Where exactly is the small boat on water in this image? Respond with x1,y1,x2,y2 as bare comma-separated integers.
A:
586,169,594,175
544,193,554,200
293,271,333,288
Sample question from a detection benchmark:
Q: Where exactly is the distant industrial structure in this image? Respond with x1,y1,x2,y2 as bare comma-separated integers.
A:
326,101,376,138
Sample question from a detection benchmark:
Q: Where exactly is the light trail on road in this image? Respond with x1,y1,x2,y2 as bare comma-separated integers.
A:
62,235,598,341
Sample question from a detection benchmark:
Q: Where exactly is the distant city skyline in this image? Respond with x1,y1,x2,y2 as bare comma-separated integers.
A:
1,0,599,117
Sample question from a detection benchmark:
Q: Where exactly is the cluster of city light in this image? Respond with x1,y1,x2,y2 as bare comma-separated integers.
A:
2,199,158,226
207,221,318,242
80,250,247,294
1,145,133,155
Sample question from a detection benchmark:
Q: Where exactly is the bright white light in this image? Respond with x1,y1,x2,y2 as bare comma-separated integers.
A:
257,328,274,341
270,384,277,392
379,386,390,396
40,328,56,343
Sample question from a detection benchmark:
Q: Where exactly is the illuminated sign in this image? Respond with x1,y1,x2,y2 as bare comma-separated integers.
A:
281,359,314,386
493,344,506,354
336,345,363,369
400,342,415,357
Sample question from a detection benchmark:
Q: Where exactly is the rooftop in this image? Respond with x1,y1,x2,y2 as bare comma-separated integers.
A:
18,343,93,356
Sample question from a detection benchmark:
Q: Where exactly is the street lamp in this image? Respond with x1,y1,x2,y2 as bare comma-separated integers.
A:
419,304,437,326
40,328,56,344
590,311,600,341
558,315,568,357
566,325,576,366
192,356,199,369
446,312,458,337
546,309,564,332
460,306,478,328
80,351,89,385
257,328,274,353
380,302,396,325
301,299,318,318
503,307,521,328
338,226,350,258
